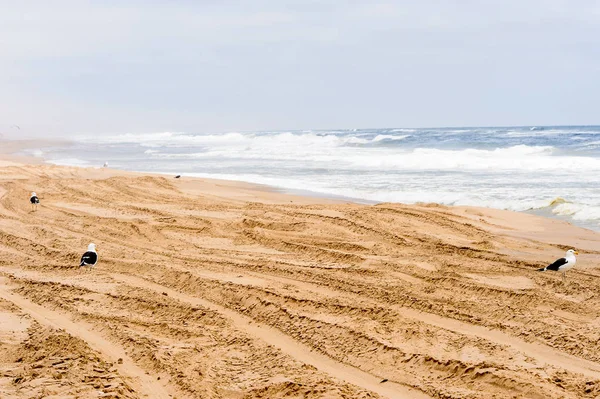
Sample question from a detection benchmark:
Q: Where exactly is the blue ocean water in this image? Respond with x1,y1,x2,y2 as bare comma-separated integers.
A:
32,126,600,229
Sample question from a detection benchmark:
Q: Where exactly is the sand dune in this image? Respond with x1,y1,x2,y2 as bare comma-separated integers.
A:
1,160,600,398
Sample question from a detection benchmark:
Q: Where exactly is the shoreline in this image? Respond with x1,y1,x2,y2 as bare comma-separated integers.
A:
1,145,598,258
2,136,599,231
133,169,379,205
38,160,600,232
1,147,598,252
50,163,600,232
3,136,600,231
0,138,72,165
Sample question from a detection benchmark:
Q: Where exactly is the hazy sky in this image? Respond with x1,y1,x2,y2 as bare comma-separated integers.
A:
1,1,598,137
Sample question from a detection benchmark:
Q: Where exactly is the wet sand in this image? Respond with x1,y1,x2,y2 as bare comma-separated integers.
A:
1,152,600,398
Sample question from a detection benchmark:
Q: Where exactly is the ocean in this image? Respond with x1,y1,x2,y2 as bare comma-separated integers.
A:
28,126,600,230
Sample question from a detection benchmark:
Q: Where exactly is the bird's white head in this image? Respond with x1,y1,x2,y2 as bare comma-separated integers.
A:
31,192,36,197
88,243,97,252
566,249,579,256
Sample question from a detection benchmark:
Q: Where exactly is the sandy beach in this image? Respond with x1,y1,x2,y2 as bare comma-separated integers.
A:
1,147,600,398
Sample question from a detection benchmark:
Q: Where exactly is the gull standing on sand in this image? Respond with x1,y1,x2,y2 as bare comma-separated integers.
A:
103,161,109,168
29,192,39,211
79,243,98,270
538,249,578,282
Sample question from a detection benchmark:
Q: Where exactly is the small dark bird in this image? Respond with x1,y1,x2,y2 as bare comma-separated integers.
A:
538,249,578,282
30,192,39,211
175,175,181,179
79,243,98,271
380,379,388,383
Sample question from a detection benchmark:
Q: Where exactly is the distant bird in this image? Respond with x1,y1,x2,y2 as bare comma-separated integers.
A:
175,175,181,179
79,243,98,270
538,249,578,282
29,192,39,211
103,161,109,168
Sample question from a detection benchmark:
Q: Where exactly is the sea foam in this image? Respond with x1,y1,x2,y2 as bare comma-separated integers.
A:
39,126,600,229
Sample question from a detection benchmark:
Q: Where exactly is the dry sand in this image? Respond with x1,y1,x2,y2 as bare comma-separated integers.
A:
1,150,600,398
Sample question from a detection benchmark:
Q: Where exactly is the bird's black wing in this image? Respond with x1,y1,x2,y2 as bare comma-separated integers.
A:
546,257,568,271
30,196,39,204
80,251,98,266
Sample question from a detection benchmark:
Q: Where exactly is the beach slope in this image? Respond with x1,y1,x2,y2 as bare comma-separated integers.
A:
1,161,600,398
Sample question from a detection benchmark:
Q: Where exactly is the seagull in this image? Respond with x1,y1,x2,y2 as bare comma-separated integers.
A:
538,249,578,282
103,161,109,168
79,243,98,271
29,192,39,211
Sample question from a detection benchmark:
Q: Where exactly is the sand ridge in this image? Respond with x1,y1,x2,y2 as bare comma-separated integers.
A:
0,277,171,398
1,161,600,398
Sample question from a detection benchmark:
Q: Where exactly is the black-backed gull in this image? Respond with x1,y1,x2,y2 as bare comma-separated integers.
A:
538,249,578,282
79,243,98,270
29,192,39,211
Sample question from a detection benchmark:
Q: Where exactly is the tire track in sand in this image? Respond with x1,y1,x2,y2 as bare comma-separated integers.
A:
266,273,600,380
173,266,600,380
0,277,171,399
110,272,431,399
397,306,600,379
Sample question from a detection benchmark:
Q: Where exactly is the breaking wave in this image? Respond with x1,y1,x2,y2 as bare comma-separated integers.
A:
40,125,600,229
